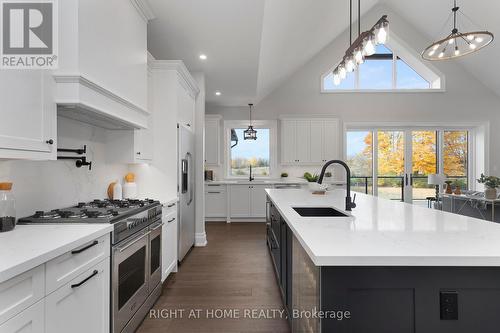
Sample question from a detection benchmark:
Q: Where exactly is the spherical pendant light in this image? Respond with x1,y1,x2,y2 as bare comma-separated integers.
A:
422,1,494,61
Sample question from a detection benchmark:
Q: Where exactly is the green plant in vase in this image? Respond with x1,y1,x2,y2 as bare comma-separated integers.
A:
477,174,500,200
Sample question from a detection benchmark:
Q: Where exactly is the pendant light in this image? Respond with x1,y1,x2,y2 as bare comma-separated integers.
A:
422,0,493,61
243,103,257,141
332,0,389,86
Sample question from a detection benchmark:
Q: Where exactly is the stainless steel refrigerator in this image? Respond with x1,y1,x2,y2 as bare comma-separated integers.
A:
178,124,195,262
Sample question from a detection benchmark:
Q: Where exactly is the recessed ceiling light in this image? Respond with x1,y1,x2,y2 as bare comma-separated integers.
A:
199,54,207,60
215,91,221,96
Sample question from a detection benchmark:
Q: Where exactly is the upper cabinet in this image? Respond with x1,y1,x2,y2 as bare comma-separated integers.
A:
280,117,339,165
148,60,199,131
55,0,153,129
205,115,222,165
0,71,56,160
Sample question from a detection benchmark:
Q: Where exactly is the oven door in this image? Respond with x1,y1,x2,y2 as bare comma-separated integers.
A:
112,229,150,333
149,220,163,292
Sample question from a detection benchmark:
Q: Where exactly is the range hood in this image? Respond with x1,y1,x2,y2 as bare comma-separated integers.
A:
54,75,149,130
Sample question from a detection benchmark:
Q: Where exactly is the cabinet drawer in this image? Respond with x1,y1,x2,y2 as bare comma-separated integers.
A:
45,234,110,294
45,258,110,333
0,265,44,324
163,201,178,216
0,299,44,333
163,211,177,226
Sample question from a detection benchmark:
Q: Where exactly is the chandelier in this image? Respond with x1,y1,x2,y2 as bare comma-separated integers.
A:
243,103,257,141
332,0,389,86
422,0,493,61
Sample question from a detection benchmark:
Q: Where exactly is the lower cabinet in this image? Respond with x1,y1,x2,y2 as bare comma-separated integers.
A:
45,258,110,333
162,201,178,281
230,184,272,218
266,198,293,316
205,185,227,218
0,300,44,333
0,234,111,333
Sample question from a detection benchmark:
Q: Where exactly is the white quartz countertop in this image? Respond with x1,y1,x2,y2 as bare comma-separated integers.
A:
266,189,500,267
0,224,113,283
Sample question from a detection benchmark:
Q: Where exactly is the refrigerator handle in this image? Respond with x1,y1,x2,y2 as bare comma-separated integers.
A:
181,158,188,194
187,152,194,206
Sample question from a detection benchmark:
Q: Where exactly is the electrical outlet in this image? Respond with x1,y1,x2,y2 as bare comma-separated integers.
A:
440,291,458,320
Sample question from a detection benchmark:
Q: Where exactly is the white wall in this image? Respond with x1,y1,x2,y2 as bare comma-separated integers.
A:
207,4,500,178
0,117,129,218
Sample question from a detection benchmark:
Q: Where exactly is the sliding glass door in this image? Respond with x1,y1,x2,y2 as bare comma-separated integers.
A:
347,128,470,205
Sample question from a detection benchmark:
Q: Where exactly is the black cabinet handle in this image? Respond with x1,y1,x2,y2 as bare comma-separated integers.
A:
46,139,54,145
71,240,98,254
208,191,221,194
71,270,98,288
136,152,141,155
167,203,175,208
168,217,176,223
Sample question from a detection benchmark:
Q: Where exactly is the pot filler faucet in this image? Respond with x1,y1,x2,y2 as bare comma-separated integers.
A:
318,160,357,211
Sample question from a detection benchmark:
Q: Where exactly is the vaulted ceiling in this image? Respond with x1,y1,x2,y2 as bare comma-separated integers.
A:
147,0,500,107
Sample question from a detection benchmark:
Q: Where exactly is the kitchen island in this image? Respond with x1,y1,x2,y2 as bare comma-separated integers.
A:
265,189,500,333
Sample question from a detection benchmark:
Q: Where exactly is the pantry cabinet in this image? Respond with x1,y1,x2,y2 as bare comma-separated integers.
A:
280,118,339,165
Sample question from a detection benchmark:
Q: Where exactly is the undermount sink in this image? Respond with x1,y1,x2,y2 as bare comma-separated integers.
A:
293,207,350,217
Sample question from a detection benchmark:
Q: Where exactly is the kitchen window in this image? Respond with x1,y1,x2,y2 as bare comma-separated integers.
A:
224,121,277,179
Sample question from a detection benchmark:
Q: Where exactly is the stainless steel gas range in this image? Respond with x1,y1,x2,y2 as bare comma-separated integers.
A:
18,199,163,333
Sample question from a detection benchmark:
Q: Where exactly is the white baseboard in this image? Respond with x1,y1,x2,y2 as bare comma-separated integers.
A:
161,260,178,282
195,231,207,247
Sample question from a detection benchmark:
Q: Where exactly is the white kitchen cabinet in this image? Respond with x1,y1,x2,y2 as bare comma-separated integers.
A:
162,201,178,282
0,300,44,333
250,185,271,218
322,120,340,161
280,118,340,165
310,120,324,163
281,120,297,164
45,258,110,333
230,184,272,218
230,185,252,218
205,185,227,218
106,124,154,163
0,71,56,160
205,116,222,165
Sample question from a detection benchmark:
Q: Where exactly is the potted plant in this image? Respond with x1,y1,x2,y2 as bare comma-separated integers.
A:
280,172,288,179
444,180,453,194
303,172,327,192
477,174,500,199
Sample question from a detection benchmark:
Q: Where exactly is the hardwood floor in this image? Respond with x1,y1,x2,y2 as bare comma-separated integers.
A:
137,222,291,333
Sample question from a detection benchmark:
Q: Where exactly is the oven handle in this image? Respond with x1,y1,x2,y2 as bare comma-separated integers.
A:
116,231,150,253
150,221,164,231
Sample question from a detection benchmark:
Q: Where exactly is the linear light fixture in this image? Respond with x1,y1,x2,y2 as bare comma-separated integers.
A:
332,0,389,86
422,0,493,61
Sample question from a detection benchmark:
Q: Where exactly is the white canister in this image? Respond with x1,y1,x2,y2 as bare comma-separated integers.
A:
123,182,137,199
113,181,123,200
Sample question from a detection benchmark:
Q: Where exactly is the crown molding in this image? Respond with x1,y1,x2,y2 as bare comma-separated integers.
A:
149,60,200,97
130,0,155,22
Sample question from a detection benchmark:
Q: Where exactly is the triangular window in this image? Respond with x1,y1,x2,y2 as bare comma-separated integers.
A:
322,42,442,92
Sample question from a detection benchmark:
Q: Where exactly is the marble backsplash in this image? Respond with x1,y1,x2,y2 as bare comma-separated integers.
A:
0,117,129,218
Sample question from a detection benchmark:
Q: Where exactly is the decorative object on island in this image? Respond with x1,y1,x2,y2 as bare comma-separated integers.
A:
422,0,493,61
281,172,289,179
123,173,137,199
243,103,257,140
331,0,389,86
428,173,446,202
445,180,453,194
477,173,500,200
303,172,319,182
0,182,16,232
